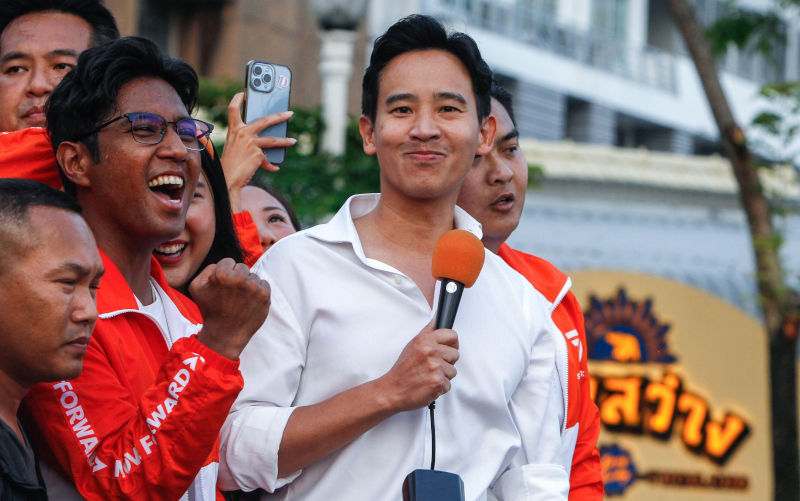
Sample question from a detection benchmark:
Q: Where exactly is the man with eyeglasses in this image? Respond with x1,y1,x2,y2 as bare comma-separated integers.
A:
0,0,119,187
21,36,271,501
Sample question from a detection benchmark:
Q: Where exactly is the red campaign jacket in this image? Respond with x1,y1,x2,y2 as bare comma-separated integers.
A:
232,211,264,267
498,243,603,500
0,127,61,188
22,251,244,500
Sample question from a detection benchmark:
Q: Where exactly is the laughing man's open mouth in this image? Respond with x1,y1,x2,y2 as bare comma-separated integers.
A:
148,175,185,204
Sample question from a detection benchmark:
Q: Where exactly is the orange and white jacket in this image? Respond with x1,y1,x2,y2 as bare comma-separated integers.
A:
232,211,264,267
0,127,61,188
22,251,244,500
498,243,603,500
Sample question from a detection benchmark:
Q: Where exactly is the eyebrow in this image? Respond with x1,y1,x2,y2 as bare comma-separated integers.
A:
435,91,467,106
47,49,80,58
499,129,520,143
0,48,80,64
0,51,28,64
50,262,104,279
262,206,287,213
385,93,415,106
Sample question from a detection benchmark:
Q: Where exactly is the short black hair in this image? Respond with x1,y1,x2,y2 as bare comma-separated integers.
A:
361,14,492,124
47,36,199,195
0,0,119,48
191,146,245,288
491,78,516,127
0,179,82,272
0,178,81,218
248,175,302,232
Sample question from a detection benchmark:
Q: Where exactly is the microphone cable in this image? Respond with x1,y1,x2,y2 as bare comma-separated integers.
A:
428,401,436,470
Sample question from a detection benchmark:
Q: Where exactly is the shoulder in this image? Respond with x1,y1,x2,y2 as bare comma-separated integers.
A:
479,250,556,315
497,243,570,304
251,228,317,276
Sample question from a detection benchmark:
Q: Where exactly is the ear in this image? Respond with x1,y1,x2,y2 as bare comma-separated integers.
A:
359,115,377,156
56,141,93,189
476,114,496,157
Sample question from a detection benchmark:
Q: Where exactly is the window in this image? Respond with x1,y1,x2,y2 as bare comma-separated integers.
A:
592,0,627,40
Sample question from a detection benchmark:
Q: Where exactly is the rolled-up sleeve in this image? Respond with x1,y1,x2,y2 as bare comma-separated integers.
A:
217,269,307,492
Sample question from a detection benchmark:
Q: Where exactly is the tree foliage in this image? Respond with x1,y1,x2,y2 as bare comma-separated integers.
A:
706,1,800,161
706,9,785,62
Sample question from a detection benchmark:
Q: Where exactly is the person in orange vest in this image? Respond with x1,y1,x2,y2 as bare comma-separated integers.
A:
456,80,604,500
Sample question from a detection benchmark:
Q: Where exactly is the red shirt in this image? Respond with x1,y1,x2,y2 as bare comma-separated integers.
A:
498,243,603,500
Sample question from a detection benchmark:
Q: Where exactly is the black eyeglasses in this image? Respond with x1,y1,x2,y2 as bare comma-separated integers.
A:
83,112,214,151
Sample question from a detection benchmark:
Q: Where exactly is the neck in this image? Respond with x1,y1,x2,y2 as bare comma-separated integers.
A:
359,191,458,252
483,236,505,254
353,192,460,306
80,202,156,304
0,368,28,442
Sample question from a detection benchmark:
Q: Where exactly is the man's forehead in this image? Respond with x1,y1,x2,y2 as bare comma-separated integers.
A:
26,207,96,259
377,49,475,101
0,11,92,57
114,76,191,117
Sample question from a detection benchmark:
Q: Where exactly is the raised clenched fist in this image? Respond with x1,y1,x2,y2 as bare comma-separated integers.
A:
190,258,270,360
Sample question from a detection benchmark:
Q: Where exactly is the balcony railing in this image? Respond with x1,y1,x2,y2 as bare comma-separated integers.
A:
423,0,677,93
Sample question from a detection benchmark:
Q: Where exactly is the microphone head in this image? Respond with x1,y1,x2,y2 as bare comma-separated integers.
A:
431,229,485,288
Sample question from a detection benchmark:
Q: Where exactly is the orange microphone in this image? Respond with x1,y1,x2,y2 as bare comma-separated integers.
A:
431,229,485,330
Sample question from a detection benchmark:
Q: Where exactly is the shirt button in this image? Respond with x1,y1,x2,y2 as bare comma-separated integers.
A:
394,276,403,285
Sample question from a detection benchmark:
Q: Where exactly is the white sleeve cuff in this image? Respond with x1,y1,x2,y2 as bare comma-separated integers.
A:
218,405,299,492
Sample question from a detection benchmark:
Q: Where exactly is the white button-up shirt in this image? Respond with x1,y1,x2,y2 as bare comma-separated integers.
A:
219,194,568,500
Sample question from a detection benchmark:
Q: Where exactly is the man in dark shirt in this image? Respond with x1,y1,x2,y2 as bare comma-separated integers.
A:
0,178,104,500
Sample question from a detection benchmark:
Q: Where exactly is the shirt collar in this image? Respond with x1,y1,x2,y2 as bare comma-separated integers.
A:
306,193,484,250
95,249,200,321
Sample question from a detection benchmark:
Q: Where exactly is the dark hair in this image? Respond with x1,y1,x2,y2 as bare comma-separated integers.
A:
491,78,516,127
361,14,492,124
46,36,199,195
0,0,119,48
248,175,302,231
0,179,82,271
0,178,81,219
191,146,245,286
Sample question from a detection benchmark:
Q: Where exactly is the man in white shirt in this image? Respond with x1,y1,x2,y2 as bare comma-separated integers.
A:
219,14,569,500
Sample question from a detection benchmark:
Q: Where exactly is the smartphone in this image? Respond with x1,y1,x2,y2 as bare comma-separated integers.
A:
243,60,292,164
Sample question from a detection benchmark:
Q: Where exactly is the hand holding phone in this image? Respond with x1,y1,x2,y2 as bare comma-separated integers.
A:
242,60,293,165
222,93,295,212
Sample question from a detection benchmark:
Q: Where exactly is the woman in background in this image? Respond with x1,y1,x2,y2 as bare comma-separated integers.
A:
154,92,296,290
240,176,301,253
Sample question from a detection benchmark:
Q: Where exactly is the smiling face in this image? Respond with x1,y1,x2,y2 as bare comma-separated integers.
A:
154,171,216,290
69,76,201,253
0,206,103,388
0,12,92,131
456,97,528,252
359,49,493,204
241,185,297,251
